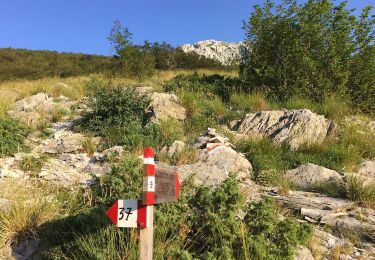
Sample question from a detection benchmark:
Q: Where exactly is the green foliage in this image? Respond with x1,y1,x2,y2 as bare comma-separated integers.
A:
245,197,313,259
164,72,240,102
241,0,375,114
90,155,143,205
186,176,244,258
0,118,30,157
80,80,163,150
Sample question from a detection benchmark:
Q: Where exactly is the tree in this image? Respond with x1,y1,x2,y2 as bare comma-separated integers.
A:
240,0,374,114
107,20,155,80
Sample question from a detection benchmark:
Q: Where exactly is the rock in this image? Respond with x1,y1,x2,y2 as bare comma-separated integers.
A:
35,131,86,154
94,146,125,162
6,93,77,126
11,239,40,260
180,40,247,65
285,163,345,191
40,153,110,186
351,160,375,186
178,145,252,185
192,128,233,149
235,109,331,150
149,92,186,122
32,121,100,154
167,141,186,157
294,246,314,260
265,189,375,238
11,93,53,112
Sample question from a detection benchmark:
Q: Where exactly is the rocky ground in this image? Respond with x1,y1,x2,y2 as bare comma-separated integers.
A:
1,89,375,259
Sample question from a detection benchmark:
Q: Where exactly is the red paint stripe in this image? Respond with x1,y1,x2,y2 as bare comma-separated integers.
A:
175,173,180,200
143,164,155,177
143,147,154,158
137,200,147,229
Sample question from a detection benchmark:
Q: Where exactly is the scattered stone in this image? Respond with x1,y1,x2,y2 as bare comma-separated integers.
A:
192,128,233,149
178,145,252,185
285,163,345,191
234,109,331,150
149,92,186,122
180,39,247,65
39,153,110,186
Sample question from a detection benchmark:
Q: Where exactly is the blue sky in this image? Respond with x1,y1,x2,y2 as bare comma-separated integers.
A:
0,0,373,56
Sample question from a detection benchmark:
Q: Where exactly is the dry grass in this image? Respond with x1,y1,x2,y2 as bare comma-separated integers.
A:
0,69,238,118
0,179,60,250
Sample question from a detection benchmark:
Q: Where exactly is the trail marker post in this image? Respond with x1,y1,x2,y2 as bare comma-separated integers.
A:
106,147,180,260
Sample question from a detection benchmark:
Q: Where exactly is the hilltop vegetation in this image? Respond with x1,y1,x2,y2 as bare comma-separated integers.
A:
0,43,230,82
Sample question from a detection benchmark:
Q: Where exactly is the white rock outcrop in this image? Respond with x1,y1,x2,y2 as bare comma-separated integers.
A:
285,163,344,190
233,109,331,150
180,39,247,65
149,92,186,122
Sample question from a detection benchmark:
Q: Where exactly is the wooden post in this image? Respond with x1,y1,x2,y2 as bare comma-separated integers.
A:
139,205,153,260
140,148,155,260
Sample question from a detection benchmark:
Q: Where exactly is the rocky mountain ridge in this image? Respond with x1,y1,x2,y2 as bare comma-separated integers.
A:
180,39,247,65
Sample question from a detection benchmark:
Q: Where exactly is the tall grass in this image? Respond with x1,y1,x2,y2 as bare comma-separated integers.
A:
0,180,60,249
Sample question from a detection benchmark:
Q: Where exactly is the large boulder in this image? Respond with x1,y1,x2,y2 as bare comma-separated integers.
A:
7,93,76,126
285,163,344,191
234,109,331,150
178,145,252,185
149,92,186,122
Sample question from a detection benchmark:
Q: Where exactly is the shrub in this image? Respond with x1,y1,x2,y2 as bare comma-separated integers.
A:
241,0,374,114
80,81,163,150
0,118,30,157
90,155,143,205
108,20,155,80
245,197,313,259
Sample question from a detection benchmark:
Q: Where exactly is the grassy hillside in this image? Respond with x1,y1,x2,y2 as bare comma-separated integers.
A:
0,48,114,81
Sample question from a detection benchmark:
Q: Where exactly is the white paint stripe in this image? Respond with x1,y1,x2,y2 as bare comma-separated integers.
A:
143,157,155,165
142,176,155,192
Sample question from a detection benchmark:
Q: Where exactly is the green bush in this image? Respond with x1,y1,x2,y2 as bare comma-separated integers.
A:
241,0,374,114
0,118,30,157
245,197,313,259
80,80,163,150
90,155,143,205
